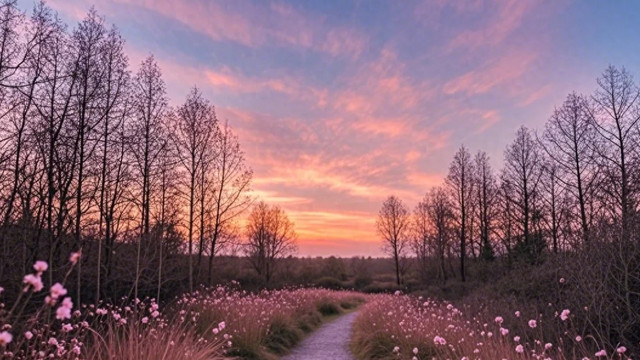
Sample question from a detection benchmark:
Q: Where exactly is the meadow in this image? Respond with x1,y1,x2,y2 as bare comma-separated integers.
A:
0,255,364,359
2,253,636,360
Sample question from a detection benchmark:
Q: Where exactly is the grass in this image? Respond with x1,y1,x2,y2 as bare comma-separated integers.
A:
179,286,366,359
350,293,633,360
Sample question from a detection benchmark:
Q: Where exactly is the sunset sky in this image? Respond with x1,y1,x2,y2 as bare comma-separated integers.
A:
28,0,640,257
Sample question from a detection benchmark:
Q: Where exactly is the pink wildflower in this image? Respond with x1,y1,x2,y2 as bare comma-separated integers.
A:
56,297,73,320
433,336,446,345
528,319,537,328
33,261,48,273
560,309,570,321
595,349,606,357
69,251,81,264
23,274,43,292
50,283,67,300
0,331,12,346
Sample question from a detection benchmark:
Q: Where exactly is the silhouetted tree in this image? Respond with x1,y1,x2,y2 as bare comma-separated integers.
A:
473,151,497,260
502,126,544,261
446,146,474,281
207,120,252,283
130,55,167,299
425,187,454,283
172,87,218,292
377,195,410,285
244,201,297,285
589,66,640,242
540,92,597,244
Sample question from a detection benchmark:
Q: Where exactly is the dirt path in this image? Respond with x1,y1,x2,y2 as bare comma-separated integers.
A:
281,311,358,360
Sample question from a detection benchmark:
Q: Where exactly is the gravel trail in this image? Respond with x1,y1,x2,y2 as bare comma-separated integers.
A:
281,311,358,360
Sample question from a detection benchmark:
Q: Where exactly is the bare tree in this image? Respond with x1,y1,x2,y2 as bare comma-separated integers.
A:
425,187,454,284
446,145,474,281
171,87,217,292
502,126,544,261
540,92,597,244
539,161,570,253
94,25,129,302
377,195,410,285
30,7,78,288
129,55,167,300
589,66,640,242
244,201,296,285
69,8,108,304
412,195,431,282
473,151,498,260
207,120,252,283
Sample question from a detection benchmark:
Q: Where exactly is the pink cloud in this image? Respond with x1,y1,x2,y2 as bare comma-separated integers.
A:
114,0,367,59
443,50,537,95
519,84,553,106
447,0,537,51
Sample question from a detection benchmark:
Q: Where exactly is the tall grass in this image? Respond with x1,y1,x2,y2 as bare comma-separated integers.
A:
1,258,365,360
178,285,366,359
351,293,632,360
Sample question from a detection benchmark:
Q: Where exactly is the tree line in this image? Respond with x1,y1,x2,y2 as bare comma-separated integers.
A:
0,1,270,303
378,65,640,286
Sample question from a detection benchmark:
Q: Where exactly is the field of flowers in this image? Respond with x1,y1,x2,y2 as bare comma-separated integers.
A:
351,292,632,360
0,255,365,360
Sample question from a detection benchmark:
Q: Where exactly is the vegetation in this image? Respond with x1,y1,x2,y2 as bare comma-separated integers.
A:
373,65,640,357
0,255,364,359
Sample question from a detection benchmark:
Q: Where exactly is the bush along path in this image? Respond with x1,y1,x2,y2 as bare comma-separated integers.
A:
281,311,359,360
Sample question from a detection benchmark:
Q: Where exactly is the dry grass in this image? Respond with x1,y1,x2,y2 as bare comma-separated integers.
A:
351,293,632,360
178,285,366,359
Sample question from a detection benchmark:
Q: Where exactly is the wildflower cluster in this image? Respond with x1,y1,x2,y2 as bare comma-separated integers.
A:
0,254,230,360
176,285,365,358
351,293,633,360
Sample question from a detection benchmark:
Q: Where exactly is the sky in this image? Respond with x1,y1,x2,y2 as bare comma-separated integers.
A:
22,0,640,257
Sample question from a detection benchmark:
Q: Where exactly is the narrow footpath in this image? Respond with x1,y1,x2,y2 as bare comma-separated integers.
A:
281,311,359,360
